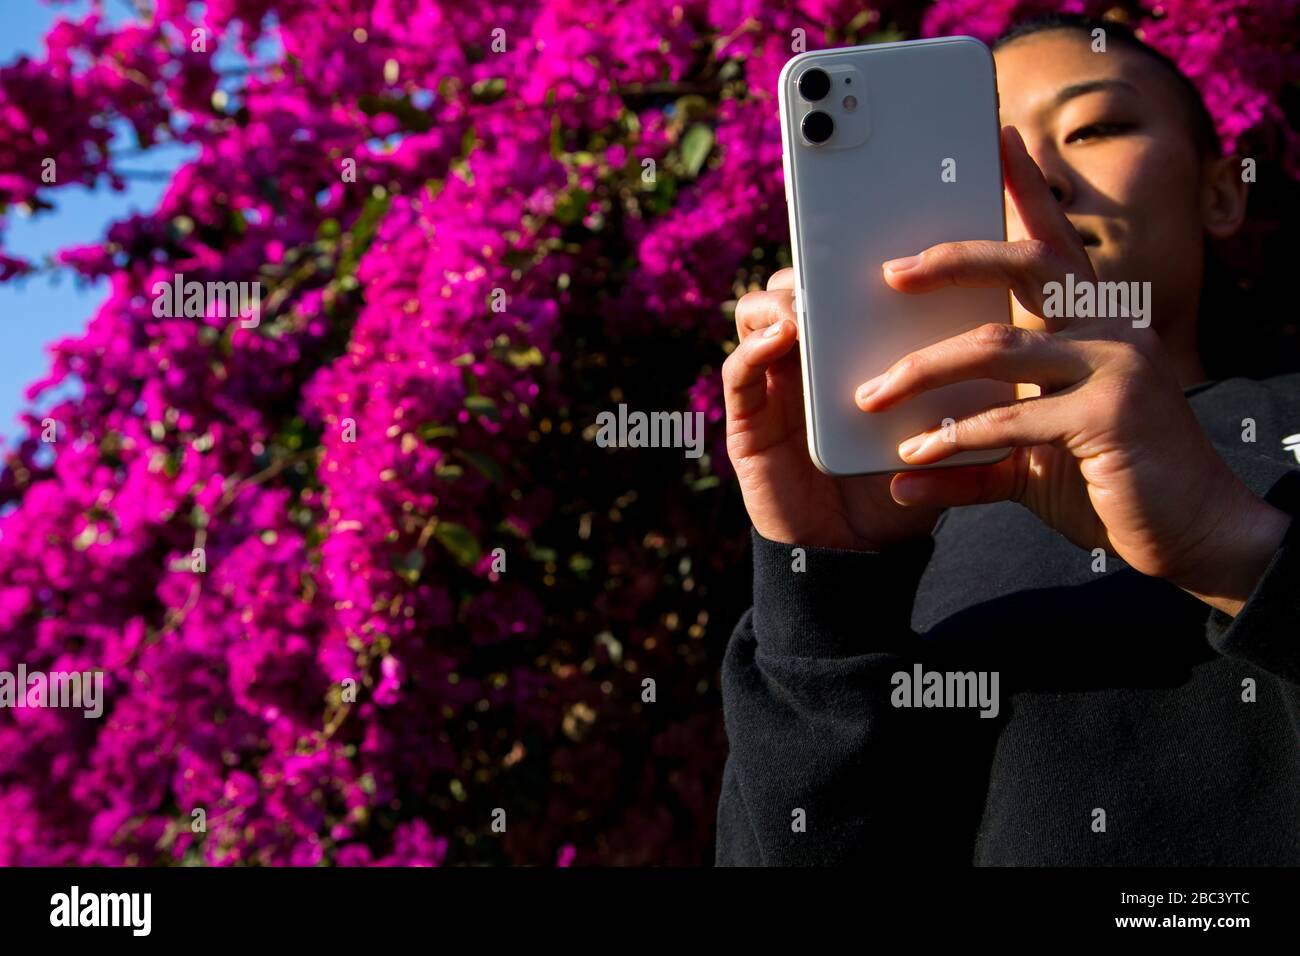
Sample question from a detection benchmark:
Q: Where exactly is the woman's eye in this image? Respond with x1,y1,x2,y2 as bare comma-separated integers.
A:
1066,122,1132,143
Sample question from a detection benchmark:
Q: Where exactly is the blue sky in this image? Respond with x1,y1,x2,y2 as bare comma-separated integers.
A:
0,1,189,443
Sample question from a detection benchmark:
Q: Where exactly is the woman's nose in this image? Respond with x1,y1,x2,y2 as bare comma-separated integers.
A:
1022,135,1074,208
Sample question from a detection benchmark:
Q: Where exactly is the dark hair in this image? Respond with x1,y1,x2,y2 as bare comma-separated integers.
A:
993,12,1300,379
992,13,1221,158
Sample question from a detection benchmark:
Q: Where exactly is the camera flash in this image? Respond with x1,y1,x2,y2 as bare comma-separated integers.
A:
842,95,858,111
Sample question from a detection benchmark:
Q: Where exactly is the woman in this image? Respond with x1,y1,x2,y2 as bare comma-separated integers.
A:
716,14,1300,865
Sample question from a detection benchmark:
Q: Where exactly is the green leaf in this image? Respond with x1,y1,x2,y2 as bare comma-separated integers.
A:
339,193,393,278
356,93,434,132
550,113,565,159
847,9,878,35
680,124,714,178
554,187,591,225
259,175,286,217
418,422,457,441
464,395,500,421
457,449,503,483
502,345,544,369
501,249,535,270
643,170,679,212
471,78,507,104
390,549,426,584
433,522,481,567
674,95,711,122
620,108,641,137
865,26,906,45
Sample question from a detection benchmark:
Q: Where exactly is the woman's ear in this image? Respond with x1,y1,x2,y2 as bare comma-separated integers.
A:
1201,154,1250,239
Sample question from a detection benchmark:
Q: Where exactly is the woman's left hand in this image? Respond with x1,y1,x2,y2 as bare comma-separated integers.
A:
855,126,1290,615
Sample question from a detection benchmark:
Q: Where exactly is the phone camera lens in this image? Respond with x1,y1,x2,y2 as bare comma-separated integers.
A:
797,68,831,102
801,110,834,145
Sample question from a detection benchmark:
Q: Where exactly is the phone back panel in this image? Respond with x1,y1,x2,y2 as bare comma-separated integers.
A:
778,37,1015,476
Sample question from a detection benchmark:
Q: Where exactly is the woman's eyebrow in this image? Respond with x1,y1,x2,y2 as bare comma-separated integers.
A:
1051,78,1141,110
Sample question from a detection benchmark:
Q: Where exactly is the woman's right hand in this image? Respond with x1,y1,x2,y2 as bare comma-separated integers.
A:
722,268,946,552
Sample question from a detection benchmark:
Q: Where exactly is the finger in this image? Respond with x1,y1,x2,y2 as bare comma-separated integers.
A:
856,322,1095,411
893,392,1073,465
735,289,795,341
1001,125,1089,262
721,317,798,421
889,453,1025,507
881,238,1070,324
766,268,795,291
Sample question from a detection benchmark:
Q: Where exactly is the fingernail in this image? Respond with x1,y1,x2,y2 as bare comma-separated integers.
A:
856,375,885,404
762,320,785,339
892,474,924,505
883,255,919,275
898,433,927,460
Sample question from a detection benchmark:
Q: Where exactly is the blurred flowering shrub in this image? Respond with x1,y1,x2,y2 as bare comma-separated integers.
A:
0,0,1296,865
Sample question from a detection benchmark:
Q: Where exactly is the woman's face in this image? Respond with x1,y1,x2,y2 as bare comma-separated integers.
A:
993,30,1212,335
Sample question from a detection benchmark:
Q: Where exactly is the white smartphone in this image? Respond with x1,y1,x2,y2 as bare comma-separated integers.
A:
777,36,1015,476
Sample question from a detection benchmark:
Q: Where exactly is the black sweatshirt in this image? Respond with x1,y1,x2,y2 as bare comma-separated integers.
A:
716,374,1300,865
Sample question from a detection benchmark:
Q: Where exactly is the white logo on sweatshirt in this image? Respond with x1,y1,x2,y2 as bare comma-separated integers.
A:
1284,434,1300,464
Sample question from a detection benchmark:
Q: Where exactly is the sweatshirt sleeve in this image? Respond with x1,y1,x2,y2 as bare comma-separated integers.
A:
715,526,993,866
1204,469,1300,686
